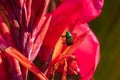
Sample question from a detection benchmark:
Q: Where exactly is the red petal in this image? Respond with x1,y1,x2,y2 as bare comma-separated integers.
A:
38,0,103,62
51,0,104,25
31,16,52,61
0,51,9,80
31,0,50,29
73,24,100,80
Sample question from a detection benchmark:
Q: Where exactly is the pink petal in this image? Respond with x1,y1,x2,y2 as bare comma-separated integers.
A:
73,24,100,79
50,0,104,27
39,0,103,62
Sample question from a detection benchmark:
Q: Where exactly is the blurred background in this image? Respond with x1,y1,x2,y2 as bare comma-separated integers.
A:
89,0,120,80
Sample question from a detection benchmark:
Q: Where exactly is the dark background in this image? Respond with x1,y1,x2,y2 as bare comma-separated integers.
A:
89,0,120,80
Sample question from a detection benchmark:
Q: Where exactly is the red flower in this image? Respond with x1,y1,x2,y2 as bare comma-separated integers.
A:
73,23,100,80
0,0,104,80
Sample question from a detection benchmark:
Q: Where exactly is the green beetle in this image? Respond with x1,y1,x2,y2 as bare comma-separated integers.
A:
65,31,73,46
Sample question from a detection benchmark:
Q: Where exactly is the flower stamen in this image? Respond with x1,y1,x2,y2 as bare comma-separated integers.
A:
61,59,67,80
